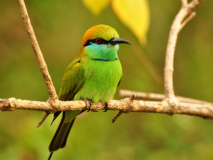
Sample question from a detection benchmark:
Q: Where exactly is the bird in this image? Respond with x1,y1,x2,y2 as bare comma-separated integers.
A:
48,24,131,159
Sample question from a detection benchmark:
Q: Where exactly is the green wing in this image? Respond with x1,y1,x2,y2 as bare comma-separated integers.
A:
52,57,85,122
49,57,85,153
58,58,84,101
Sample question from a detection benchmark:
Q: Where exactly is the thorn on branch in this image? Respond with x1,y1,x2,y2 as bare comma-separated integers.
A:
123,95,135,112
112,111,123,123
112,95,135,123
37,112,50,128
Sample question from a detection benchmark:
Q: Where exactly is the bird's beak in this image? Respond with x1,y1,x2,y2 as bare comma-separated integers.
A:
110,37,131,45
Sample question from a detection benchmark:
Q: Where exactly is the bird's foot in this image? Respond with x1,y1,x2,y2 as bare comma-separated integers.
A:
83,99,92,112
104,103,108,112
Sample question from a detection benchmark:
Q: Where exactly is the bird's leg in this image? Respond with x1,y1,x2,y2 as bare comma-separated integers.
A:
82,99,92,112
104,103,108,112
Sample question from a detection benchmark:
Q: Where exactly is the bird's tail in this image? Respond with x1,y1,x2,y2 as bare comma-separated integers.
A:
48,111,75,158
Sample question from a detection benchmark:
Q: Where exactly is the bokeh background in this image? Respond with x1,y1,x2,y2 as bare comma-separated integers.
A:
1,0,213,160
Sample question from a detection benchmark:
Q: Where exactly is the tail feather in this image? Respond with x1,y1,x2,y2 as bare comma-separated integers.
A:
51,111,62,125
48,152,53,160
49,112,75,152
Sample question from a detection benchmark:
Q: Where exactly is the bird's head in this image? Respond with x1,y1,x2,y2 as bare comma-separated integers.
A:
80,24,131,61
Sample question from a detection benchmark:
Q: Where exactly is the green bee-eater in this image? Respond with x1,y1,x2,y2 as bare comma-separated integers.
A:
48,24,131,159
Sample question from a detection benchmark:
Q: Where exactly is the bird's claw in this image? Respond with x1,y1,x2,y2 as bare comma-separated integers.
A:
83,99,92,112
104,103,108,112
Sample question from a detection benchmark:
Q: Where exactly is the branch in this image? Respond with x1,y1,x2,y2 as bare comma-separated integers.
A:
119,89,213,106
1,98,213,119
0,0,207,124
17,0,58,103
164,0,202,103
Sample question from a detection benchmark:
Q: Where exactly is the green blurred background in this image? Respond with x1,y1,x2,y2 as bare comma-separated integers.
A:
1,0,213,160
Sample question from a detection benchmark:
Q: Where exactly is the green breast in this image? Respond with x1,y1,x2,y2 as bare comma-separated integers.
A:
73,58,122,103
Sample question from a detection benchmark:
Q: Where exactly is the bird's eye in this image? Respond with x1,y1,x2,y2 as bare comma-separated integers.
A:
96,38,102,44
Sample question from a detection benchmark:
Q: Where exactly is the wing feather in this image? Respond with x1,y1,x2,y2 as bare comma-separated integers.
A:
59,58,84,100
52,57,85,123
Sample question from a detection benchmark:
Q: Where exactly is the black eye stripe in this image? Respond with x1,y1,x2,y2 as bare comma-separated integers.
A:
84,38,111,46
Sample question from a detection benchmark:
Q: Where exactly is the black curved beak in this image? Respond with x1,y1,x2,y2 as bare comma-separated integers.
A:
110,37,131,45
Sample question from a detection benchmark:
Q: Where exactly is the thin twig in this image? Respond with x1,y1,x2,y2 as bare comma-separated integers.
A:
164,0,202,103
119,89,213,106
181,12,196,29
17,0,58,102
